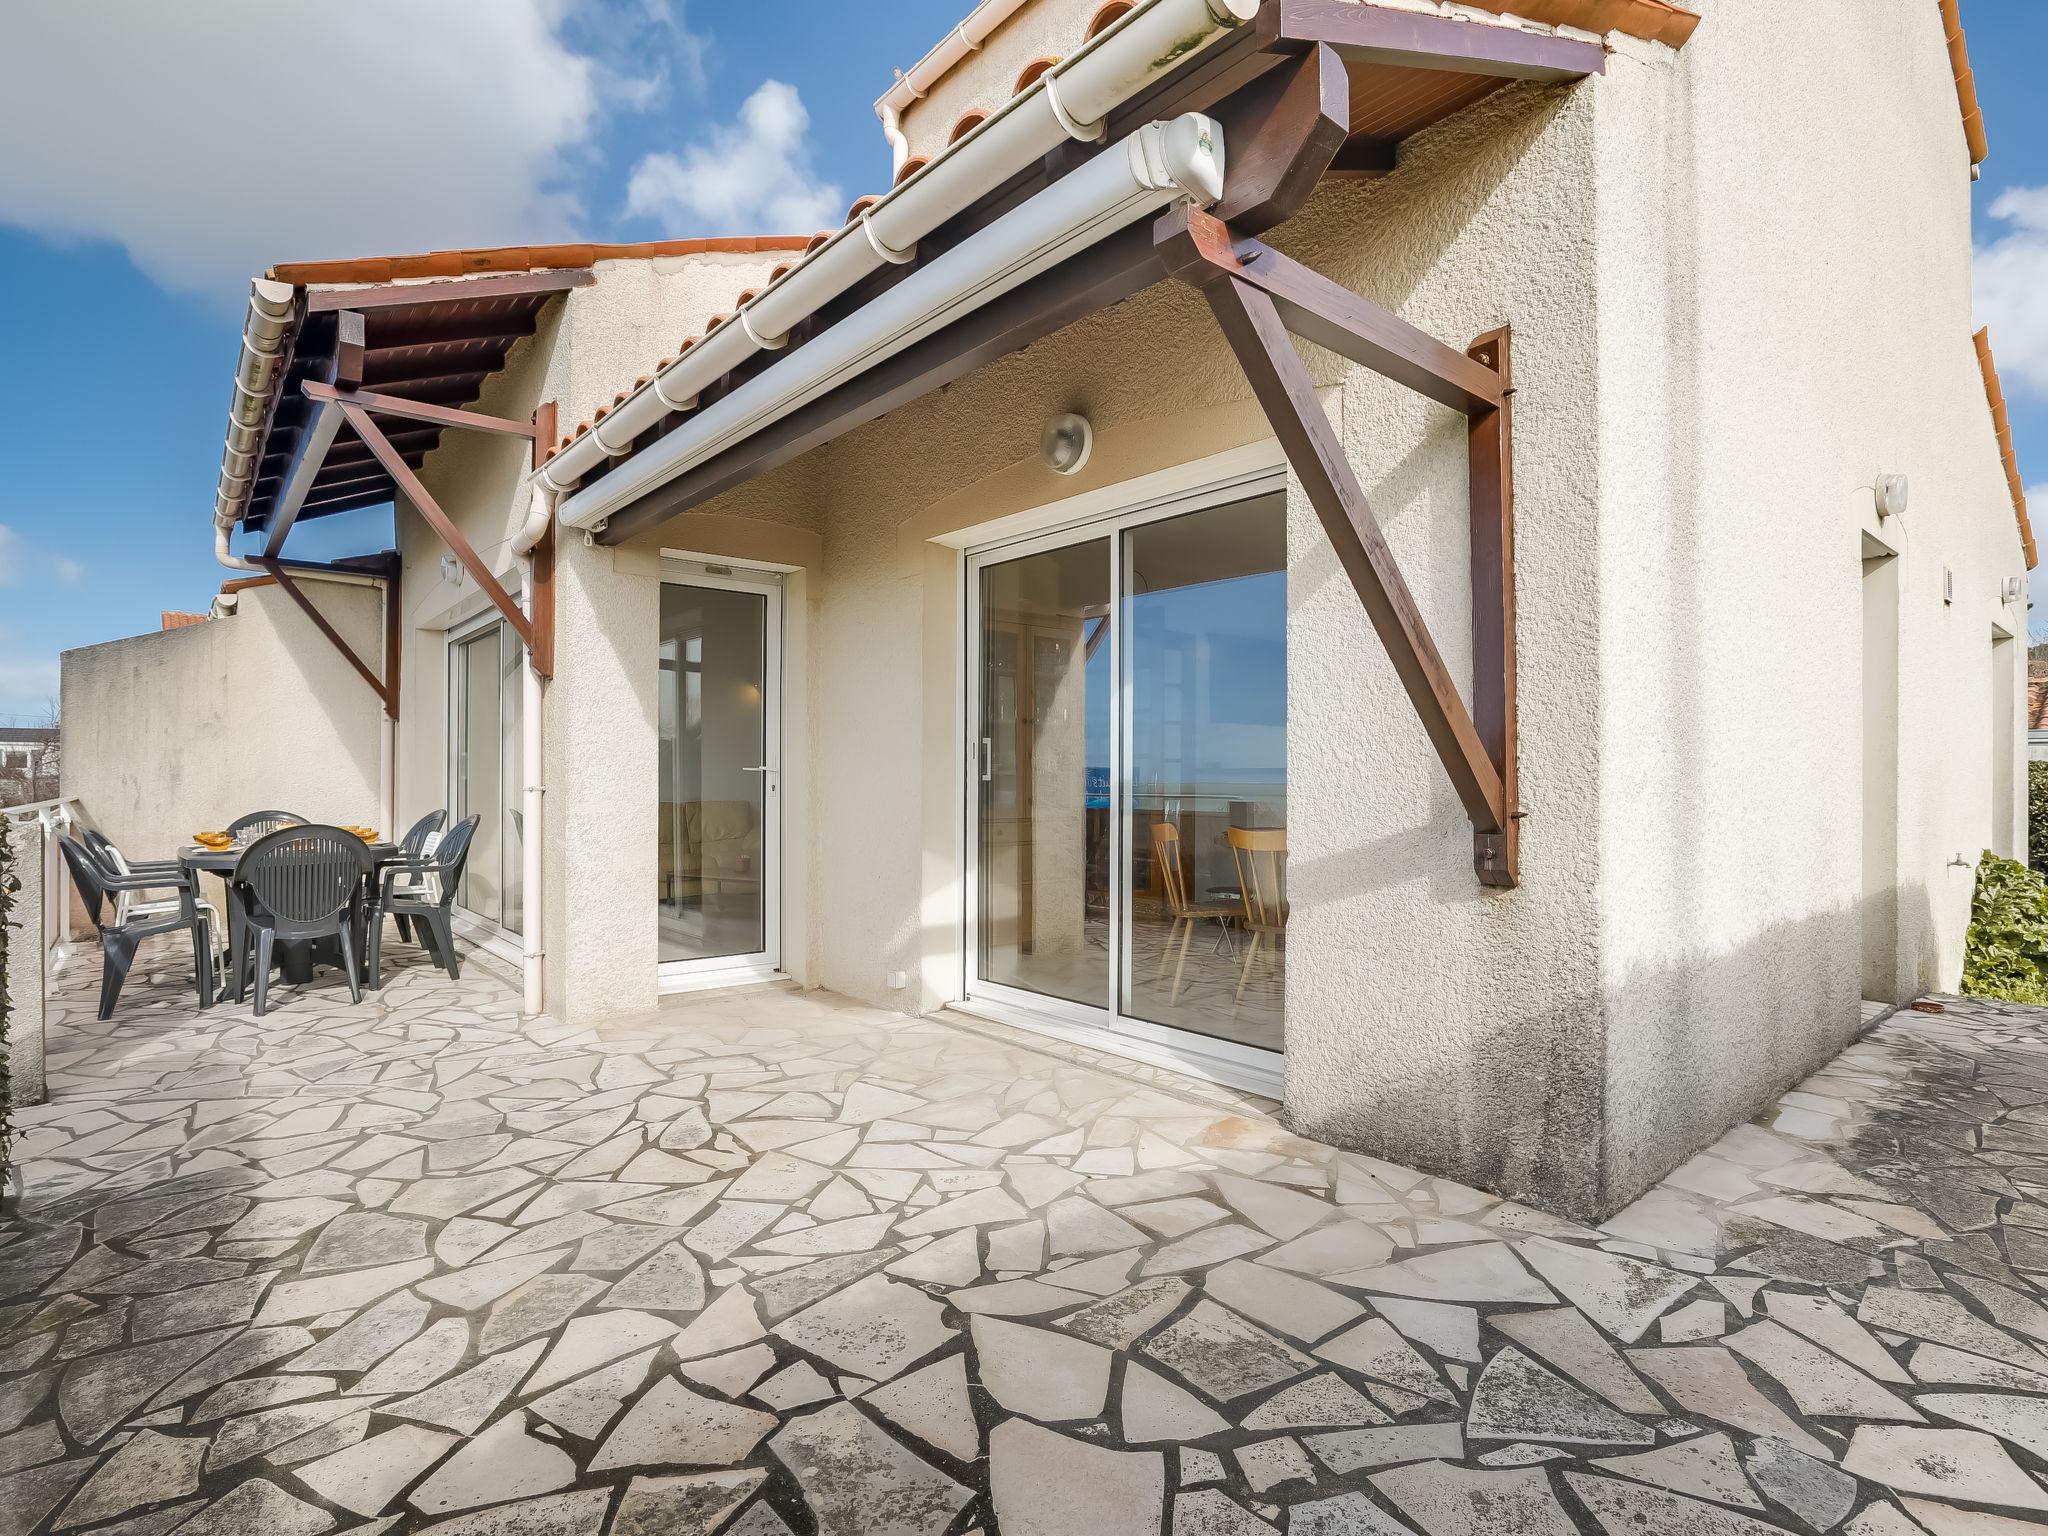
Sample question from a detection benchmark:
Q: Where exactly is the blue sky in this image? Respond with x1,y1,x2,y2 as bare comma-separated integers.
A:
1,1,2044,723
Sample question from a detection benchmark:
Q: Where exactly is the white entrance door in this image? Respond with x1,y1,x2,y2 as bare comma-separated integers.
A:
657,568,782,989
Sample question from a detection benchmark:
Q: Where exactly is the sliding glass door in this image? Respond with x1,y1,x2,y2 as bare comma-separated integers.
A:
449,615,523,937
657,571,781,983
968,479,1287,1072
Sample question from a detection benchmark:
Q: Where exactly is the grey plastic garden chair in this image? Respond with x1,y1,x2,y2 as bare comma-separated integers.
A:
60,836,215,1020
369,814,478,986
231,824,372,1017
228,810,308,840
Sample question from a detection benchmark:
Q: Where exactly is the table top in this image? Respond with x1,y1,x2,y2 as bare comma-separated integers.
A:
179,840,401,872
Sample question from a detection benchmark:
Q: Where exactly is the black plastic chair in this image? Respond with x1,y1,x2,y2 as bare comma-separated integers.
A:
232,825,372,1016
59,836,215,1021
369,814,478,986
390,810,448,944
228,810,308,840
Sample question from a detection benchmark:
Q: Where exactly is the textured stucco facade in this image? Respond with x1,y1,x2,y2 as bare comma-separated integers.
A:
137,0,2027,1223
60,581,387,856
388,250,796,1024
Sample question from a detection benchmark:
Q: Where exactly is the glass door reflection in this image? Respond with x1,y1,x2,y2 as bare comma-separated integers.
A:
658,581,774,969
1121,493,1286,1051
975,538,1111,1008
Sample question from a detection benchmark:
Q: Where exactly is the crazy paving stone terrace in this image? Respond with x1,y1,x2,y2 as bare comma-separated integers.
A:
6,939,2048,1534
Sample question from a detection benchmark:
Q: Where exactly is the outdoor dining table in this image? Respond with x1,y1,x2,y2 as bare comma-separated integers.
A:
179,837,403,989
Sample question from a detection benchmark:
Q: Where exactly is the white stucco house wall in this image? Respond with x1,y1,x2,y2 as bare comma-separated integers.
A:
64,0,2031,1222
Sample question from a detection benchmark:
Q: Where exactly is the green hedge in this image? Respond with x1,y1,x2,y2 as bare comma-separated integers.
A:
1963,851,2048,1007
2031,761,2048,875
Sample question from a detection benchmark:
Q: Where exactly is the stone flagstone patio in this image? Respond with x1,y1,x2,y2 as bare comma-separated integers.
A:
7,938,2048,1534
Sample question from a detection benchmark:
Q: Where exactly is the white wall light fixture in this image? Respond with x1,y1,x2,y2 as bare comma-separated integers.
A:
438,556,462,586
1042,412,1094,476
1874,473,1909,520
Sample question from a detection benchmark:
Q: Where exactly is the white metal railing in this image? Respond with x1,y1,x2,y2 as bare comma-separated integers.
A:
0,796,84,967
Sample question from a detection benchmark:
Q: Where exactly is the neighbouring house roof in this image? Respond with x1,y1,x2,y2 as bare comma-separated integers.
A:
0,727,58,745
214,238,813,534
1939,0,1989,166
160,611,208,630
265,237,815,289
1975,328,2037,571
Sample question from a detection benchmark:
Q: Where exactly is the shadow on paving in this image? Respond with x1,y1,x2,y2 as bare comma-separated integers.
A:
4,937,2048,1534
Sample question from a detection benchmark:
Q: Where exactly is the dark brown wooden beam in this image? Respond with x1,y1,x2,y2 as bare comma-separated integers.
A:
1328,136,1398,178
264,396,343,558
1467,325,1518,885
306,269,592,312
595,221,1167,545
529,517,556,680
304,381,539,440
1159,206,1503,414
339,401,534,650
1192,268,1507,835
364,314,537,353
1211,43,1350,233
257,558,394,716
333,310,367,389
1277,0,1605,81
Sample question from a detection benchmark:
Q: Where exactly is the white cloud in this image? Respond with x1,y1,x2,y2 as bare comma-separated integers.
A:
626,79,843,237
1977,186,2048,397
0,0,705,298
0,524,90,590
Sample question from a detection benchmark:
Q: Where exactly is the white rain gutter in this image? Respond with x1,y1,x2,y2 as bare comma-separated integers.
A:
213,277,299,573
540,0,1255,521
510,482,552,1018
559,110,1225,532
876,0,1034,171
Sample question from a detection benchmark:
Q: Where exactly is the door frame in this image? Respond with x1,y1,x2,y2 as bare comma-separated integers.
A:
960,463,1289,1096
445,605,523,962
656,560,786,994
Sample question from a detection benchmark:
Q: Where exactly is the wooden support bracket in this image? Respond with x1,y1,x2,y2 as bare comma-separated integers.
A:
338,400,535,655
1160,206,1519,884
256,558,400,721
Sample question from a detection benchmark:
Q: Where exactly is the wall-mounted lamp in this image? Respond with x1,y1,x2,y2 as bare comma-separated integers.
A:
2003,576,2026,604
1042,412,1094,477
1874,472,1909,520
438,556,462,586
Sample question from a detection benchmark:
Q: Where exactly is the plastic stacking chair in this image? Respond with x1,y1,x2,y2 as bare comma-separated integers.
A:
59,836,215,1021
231,825,371,1017
80,828,218,938
389,809,448,944
228,810,308,840
369,815,478,986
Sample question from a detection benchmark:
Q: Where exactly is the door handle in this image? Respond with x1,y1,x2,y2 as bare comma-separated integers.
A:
741,765,778,773
979,737,993,782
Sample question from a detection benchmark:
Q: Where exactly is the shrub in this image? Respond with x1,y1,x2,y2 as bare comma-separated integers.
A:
2031,761,2048,874
1962,851,2048,1006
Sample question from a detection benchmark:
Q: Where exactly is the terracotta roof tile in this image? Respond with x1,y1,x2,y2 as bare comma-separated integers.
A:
1976,328,2036,570
266,235,812,288
1939,0,1989,164
160,610,208,630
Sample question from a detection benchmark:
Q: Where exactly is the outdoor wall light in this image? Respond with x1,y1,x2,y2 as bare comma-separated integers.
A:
1874,472,1909,520
438,556,462,586
1042,412,1094,476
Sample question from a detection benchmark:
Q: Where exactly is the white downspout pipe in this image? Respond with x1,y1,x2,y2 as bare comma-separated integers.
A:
876,0,1034,171
511,480,552,1018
